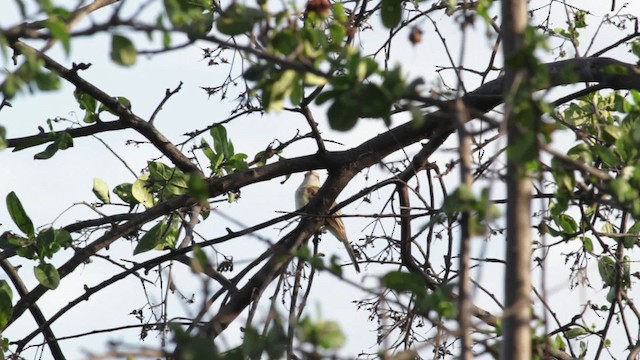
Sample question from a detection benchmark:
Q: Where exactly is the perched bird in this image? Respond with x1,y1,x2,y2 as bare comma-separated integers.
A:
295,171,361,272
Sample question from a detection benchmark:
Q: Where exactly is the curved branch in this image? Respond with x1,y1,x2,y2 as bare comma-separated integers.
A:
8,56,639,350
197,56,640,343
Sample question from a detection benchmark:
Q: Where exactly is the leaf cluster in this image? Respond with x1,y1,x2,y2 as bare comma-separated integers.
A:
1,192,71,290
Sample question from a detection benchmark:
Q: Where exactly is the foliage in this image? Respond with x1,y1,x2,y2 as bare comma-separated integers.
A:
1,0,640,359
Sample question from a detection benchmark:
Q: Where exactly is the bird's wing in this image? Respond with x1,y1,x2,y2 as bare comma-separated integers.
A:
301,185,320,206
299,185,360,272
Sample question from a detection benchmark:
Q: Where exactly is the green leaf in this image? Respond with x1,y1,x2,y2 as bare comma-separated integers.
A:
420,284,457,318
565,327,588,339
32,132,72,160
74,89,97,112
1,232,30,248
132,173,155,208
163,217,181,250
92,177,111,203
271,29,298,56
603,124,622,144
35,227,61,259
329,23,347,45
148,161,176,182
354,57,378,81
303,73,327,86
188,174,209,201
216,3,264,36
54,131,73,150
34,262,60,289
83,111,99,123
631,40,640,59
582,236,594,253
598,256,616,287
267,70,298,111
567,143,593,163
1,72,21,99
134,221,166,255
110,35,137,66
164,0,213,37
113,183,139,206
34,70,60,91
210,125,231,158
600,221,615,235
0,280,13,329
290,77,304,106
117,96,132,110
315,90,338,105
243,64,271,81
162,175,189,199
554,334,566,351
209,153,224,173
46,17,70,54
609,177,638,204
34,143,59,160
6,191,35,237
265,321,287,359
298,317,346,350
0,126,6,150
226,153,248,170
555,214,577,234
623,221,640,248
327,97,359,131
606,287,617,303
190,246,210,273
242,326,264,358
381,271,426,296
332,3,348,23
594,144,620,167
163,30,172,47
54,229,72,248
355,84,392,119
381,0,402,28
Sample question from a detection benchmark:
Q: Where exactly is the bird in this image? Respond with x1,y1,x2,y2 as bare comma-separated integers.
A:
295,171,361,272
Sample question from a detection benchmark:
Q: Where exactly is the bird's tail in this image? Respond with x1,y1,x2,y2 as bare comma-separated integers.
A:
342,240,361,273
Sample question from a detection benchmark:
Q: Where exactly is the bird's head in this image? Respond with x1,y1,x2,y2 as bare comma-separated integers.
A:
304,171,321,187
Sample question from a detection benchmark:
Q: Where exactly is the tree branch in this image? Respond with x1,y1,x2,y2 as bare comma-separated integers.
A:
9,40,200,174
8,57,639,355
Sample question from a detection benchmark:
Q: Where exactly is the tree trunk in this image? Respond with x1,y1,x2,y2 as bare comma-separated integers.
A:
501,0,533,358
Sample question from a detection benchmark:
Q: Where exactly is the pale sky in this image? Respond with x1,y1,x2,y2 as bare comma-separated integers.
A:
1,1,639,358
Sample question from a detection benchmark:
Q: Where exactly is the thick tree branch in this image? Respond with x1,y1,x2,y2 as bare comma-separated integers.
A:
198,57,640,346
8,57,640,352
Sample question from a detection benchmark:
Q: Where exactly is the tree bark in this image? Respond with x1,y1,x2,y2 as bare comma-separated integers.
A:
501,0,533,358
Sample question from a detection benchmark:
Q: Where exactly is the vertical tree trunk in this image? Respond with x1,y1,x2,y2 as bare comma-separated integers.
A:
501,0,533,358
456,99,473,360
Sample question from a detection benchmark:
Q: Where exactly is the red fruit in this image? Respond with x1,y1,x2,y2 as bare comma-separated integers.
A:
409,27,423,45
305,0,330,17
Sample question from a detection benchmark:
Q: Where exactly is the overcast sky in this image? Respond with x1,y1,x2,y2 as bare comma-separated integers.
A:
2,1,639,358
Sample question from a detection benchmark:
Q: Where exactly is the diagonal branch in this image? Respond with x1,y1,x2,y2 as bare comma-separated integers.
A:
8,57,640,352
0,259,66,360
9,40,200,174
197,56,640,344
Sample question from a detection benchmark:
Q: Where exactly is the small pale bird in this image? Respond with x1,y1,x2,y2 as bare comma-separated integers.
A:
295,171,361,272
